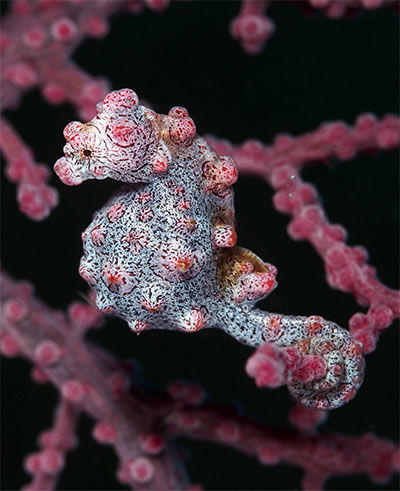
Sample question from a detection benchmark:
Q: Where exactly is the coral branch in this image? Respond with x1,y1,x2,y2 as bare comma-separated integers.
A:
206,114,399,177
1,270,186,490
0,117,58,220
23,399,80,491
230,0,274,55
229,0,396,53
166,406,399,491
308,0,396,19
206,113,400,353
245,340,328,389
2,270,398,491
0,0,123,116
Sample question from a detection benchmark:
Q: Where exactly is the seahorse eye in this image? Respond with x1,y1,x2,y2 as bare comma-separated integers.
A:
83,149,92,157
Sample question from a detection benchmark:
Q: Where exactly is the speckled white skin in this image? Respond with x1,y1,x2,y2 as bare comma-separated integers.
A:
79,143,241,337
55,89,365,409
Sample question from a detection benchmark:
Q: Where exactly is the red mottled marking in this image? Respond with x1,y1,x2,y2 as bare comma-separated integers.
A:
152,157,168,173
168,106,189,118
108,122,137,147
169,117,196,144
175,257,192,272
107,274,119,283
63,121,83,141
305,315,325,336
177,199,191,210
103,89,138,111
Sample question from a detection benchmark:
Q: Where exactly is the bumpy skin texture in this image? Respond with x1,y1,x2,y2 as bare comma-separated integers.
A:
54,89,365,409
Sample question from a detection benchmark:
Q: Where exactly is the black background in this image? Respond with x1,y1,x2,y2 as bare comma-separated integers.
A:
1,1,399,490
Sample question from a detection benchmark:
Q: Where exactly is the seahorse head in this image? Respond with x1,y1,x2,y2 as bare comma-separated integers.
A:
54,89,166,185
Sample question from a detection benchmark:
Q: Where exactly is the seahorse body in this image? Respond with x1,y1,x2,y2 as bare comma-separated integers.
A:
54,89,365,409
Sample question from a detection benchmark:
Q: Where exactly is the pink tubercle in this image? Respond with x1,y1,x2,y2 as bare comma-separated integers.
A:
61,380,86,403
34,340,63,365
50,18,77,43
129,456,155,484
138,433,165,455
93,421,117,444
3,298,28,321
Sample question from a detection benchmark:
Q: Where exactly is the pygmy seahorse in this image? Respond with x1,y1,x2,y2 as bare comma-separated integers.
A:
54,88,364,409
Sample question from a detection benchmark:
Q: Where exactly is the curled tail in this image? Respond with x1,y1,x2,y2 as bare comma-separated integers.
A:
217,308,365,409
